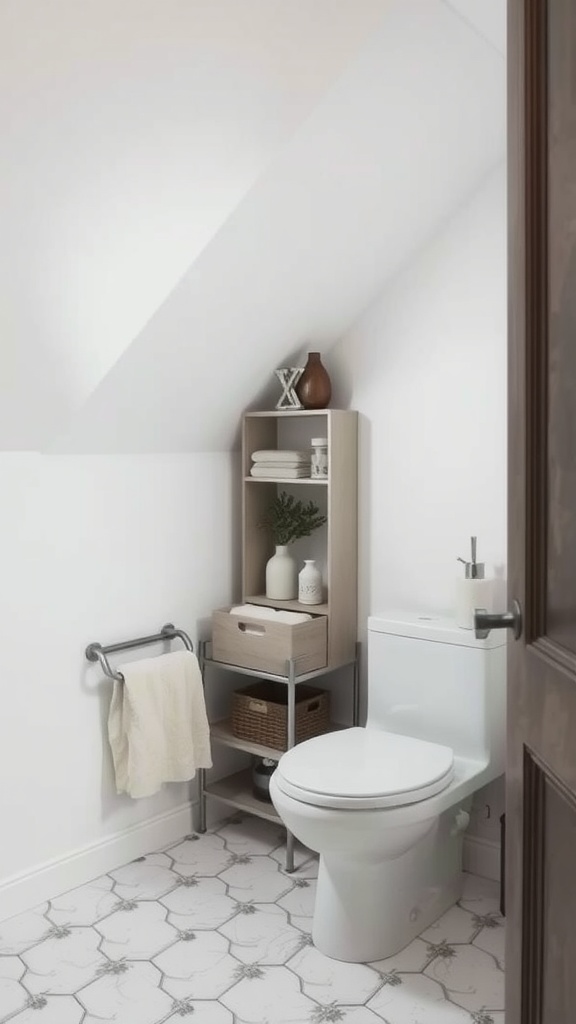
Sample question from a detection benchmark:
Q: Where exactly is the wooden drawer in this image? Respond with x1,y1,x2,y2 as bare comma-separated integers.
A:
212,607,327,676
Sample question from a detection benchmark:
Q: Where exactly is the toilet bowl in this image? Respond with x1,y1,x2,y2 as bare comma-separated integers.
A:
270,613,506,962
270,727,472,962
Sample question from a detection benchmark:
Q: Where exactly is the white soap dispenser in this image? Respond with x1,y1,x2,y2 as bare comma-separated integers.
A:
455,536,493,630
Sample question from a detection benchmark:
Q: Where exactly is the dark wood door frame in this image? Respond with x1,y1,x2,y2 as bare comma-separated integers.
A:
508,1,576,1020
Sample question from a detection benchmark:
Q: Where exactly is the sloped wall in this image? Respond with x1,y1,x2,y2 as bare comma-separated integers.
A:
0,0,385,450
50,0,505,454
445,0,506,52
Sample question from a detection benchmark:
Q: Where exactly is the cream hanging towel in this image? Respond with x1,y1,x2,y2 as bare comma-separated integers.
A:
108,649,212,799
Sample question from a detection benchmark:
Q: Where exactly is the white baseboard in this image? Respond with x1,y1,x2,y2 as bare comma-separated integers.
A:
0,801,199,923
463,834,501,882
1,808,500,923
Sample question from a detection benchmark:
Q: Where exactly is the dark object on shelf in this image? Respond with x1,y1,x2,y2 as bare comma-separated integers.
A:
232,680,330,750
500,813,506,916
296,352,332,409
252,757,278,801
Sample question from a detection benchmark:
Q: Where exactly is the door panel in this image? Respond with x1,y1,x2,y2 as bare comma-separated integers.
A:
508,0,576,1021
542,773,576,1020
546,0,576,654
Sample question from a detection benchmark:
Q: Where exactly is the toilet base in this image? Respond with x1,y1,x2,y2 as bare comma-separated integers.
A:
312,810,465,962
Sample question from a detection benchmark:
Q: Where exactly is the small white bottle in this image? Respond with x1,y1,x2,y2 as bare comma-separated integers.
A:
310,437,328,478
455,536,493,630
298,559,323,605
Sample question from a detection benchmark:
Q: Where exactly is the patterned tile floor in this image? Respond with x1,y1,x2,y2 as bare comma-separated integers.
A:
0,814,505,1024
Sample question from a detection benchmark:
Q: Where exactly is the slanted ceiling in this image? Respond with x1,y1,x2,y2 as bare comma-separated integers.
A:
0,0,505,453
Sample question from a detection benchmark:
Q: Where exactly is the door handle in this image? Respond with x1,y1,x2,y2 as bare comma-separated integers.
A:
474,599,523,640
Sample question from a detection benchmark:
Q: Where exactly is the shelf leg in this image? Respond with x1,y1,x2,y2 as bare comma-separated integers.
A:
353,641,361,727
196,640,207,833
284,658,297,871
285,829,295,873
287,658,296,749
195,770,207,833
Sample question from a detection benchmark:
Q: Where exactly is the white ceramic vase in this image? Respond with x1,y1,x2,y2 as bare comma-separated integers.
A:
266,545,297,600
298,559,323,605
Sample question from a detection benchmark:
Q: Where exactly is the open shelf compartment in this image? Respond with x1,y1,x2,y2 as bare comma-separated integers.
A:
204,768,282,825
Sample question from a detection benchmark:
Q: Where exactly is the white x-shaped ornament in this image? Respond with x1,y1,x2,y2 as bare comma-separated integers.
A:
275,367,304,410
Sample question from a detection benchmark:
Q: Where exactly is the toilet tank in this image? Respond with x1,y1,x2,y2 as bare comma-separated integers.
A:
367,613,506,769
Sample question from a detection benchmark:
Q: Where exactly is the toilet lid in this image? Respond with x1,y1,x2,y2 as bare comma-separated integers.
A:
274,728,454,809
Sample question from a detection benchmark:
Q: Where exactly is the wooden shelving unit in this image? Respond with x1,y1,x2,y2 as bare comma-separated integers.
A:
242,409,358,669
198,408,359,871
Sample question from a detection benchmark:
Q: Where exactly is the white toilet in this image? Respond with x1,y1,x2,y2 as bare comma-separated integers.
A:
269,613,506,963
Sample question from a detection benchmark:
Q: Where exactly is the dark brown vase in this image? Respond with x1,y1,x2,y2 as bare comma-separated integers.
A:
296,352,332,410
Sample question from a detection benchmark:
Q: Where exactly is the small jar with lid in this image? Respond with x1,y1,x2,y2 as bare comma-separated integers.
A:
310,437,328,478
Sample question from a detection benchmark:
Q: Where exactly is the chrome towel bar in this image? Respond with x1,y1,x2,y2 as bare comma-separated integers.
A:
85,623,194,682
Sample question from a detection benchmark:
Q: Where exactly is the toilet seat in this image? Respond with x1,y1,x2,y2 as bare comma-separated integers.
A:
274,727,454,809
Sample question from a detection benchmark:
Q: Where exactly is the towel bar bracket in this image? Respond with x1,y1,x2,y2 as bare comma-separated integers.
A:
86,623,194,682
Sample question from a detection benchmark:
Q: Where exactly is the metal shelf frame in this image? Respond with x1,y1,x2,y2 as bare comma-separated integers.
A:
197,640,360,872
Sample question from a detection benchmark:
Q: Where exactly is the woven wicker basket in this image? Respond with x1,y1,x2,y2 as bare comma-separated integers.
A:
231,681,329,751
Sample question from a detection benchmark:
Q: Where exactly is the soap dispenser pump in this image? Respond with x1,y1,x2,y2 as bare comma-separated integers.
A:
455,536,492,630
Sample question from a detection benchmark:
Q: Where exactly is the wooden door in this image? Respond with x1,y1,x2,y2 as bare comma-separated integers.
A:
508,0,576,1020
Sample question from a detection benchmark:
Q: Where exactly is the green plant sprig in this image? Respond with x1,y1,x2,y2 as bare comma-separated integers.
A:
259,491,327,546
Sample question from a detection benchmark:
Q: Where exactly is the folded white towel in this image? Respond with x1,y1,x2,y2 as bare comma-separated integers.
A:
251,450,310,464
251,461,310,469
107,650,212,799
230,604,313,624
251,465,311,478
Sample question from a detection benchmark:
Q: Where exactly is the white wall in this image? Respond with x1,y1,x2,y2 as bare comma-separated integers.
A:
331,163,507,624
0,451,238,918
330,164,507,873
445,0,506,53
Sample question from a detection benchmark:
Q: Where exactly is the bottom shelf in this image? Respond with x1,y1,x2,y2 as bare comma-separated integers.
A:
204,768,282,825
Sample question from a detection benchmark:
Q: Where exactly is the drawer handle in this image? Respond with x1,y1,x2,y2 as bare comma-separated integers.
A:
237,621,265,636
307,700,320,713
248,699,268,714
